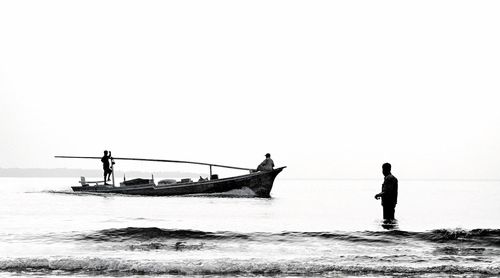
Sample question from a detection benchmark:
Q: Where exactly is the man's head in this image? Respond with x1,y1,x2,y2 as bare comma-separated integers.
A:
382,163,391,176
104,150,108,155
265,153,271,158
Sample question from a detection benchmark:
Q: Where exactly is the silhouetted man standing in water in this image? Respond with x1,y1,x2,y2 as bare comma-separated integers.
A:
374,163,398,222
101,150,113,185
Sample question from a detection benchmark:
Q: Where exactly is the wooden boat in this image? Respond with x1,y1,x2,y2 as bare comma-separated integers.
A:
56,155,285,198
71,167,285,197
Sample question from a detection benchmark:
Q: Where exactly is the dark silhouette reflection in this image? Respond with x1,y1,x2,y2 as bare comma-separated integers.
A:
381,219,399,230
374,163,398,221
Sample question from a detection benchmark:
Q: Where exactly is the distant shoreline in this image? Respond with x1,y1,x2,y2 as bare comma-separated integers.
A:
0,168,204,179
1,168,499,181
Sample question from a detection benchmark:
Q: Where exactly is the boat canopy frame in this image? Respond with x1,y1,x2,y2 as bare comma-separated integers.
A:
55,155,256,185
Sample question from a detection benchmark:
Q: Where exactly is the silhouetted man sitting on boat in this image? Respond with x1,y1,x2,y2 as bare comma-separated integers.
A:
101,150,113,185
374,163,398,222
257,153,274,171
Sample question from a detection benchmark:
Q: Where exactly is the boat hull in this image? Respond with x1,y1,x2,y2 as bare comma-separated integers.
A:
71,167,285,198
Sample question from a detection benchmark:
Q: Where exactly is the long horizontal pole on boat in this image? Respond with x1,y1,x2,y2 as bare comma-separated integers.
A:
54,156,254,171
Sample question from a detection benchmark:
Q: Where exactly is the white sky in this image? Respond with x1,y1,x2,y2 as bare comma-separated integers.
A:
1,1,499,179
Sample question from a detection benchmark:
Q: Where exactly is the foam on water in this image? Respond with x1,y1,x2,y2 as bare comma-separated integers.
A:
1,257,499,276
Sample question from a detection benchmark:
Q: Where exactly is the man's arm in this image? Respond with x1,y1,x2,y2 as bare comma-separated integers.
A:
374,178,395,199
374,191,384,199
374,186,387,199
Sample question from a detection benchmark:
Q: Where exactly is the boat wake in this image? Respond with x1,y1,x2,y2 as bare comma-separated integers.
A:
185,187,257,198
39,187,258,198
40,190,153,198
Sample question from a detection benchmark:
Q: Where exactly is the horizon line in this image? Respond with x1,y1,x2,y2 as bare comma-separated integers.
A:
0,167,499,181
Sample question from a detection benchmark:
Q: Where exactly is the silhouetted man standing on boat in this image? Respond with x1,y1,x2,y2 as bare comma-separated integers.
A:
257,153,274,171
374,163,398,222
101,150,113,185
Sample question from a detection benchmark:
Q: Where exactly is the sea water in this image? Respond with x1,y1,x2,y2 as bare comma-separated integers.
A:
0,177,499,277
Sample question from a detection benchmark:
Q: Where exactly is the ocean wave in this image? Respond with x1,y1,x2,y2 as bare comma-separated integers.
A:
367,229,500,246
432,246,486,256
281,231,395,244
419,229,500,246
80,227,500,246
82,227,250,242
1,257,499,275
127,241,205,251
